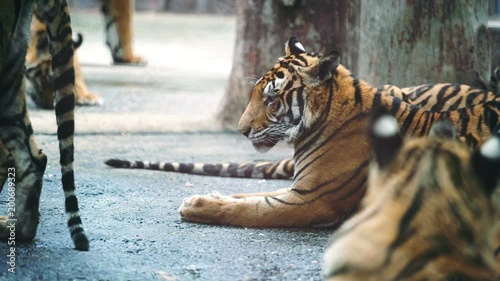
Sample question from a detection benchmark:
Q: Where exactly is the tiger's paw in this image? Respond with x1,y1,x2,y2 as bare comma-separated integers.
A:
112,55,148,67
179,192,241,224
76,91,103,107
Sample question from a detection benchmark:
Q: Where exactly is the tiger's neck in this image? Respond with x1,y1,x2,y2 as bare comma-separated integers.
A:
293,65,412,167
290,66,375,201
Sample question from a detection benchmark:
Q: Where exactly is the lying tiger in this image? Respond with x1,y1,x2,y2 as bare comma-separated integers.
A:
107,37,500,228
106,63,500,180
0,0,88,250
323,112,500,280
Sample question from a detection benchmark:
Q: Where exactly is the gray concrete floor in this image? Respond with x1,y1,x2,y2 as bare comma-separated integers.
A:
0,11,330,281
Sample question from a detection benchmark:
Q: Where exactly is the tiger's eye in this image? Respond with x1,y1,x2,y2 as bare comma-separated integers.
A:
266,95,278,106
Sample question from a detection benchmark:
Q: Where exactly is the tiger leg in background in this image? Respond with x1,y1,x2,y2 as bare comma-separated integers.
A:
0,0,88,250
25,14,102,108
101,0,146,65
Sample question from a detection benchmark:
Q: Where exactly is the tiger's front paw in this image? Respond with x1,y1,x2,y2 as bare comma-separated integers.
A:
179,192,240,225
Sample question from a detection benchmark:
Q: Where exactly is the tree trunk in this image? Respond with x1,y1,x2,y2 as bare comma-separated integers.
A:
489,24,500,71
218,0,491,131
218,0,360,130
358,0,490,87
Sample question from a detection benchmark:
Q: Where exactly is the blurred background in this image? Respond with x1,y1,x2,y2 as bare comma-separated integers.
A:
39,0,499,133
31,0,239,134
70,0,237,14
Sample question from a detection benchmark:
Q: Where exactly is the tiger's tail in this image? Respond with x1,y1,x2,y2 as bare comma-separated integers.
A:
72,32,83,49
105,158,294,179
38,1,88,251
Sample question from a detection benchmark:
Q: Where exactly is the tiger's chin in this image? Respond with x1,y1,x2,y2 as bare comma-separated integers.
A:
252,139,279,153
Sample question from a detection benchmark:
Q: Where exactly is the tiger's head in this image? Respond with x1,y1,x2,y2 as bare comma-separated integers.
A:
238,37,340,152
25,59,54,109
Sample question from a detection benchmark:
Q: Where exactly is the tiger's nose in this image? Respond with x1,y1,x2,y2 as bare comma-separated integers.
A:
238,114,252,138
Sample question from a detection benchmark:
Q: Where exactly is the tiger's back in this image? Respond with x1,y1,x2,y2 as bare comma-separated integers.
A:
323,115,500,280
383,74,499,112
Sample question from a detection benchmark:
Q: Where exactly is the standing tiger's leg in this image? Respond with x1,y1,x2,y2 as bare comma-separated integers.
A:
101,0,146,65
0,133,45,241
0,83,48,241
0,0,49,242
0,140,14,194
73,52,102,106
36,0,89,250
25,14,101,108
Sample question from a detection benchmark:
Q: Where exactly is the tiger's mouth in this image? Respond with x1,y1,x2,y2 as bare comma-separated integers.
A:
245,126,285,152
251,138,280,153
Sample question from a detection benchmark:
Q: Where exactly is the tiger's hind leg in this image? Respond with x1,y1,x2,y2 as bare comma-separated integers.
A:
101,0,146,65
0,1,49,242
0,140,12,235
25,14,102,108
0,114,48,241
0,139,15,193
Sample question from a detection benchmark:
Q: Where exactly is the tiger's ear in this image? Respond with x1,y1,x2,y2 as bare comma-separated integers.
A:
285,36,306,56
317,51,341,82
471,131,500,197
298,51,340,84
429,119,457,139
369,110,403,168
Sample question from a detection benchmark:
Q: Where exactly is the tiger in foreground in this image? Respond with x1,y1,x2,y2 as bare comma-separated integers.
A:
106,66,500,181
107,37,500,228
323,112,500,280
0,1,88,250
